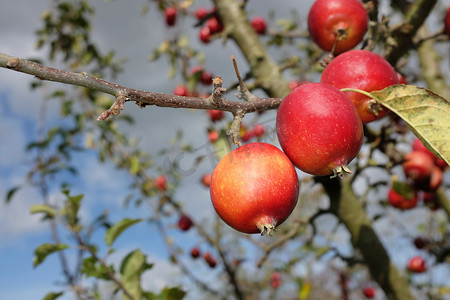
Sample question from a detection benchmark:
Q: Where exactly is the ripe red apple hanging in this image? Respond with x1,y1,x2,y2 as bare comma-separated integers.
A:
210,142,299,235
307,0,368,54
276,83,363,177
320,50,399,123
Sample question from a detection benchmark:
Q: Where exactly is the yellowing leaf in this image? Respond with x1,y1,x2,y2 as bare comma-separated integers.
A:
371,85,450,165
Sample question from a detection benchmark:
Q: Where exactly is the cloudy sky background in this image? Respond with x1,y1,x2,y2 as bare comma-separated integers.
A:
1,0,450,299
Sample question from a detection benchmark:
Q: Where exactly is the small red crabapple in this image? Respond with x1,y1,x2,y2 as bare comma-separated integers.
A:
154,175,167,192
195,7,208,20
250,17,267,35
407,256,426,273
178,214,193,231
199,26,211,43
208,110,224,122
190,247,200,258
208,130,219,143
164,7,177,27
362,286,376,298
173,85,188,97
201,173,212,187
253,124,265,138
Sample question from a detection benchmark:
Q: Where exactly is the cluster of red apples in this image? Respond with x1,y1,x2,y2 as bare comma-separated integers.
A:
166,1,448,238
388,138,447,210
209,0,423,236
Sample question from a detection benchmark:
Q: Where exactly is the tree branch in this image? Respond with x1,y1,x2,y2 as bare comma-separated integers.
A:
0,52,283,119
385,0,437,65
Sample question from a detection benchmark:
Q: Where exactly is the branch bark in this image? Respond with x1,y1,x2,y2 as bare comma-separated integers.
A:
385,0,437,65
0,52,282,117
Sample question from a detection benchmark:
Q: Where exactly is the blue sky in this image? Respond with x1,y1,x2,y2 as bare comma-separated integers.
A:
1,0,450,299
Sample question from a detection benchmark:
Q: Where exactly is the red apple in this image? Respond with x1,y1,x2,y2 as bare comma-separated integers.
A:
208,110,224,122
412,138,448,170
402,151,434,182
207,16,224,34
253,124,265,138
387,186,418,210
190,247,200,258
250,17,267,35
210,143,299,235
308,0,368,54
408,256,426,273
154,175,167,192
321,50,399,123
270,272,282,289
173,85,189,97
208,130,219,143
276,83,363,176
203,252,217,268
178,214,193,231
199,26,211,43
164,7,177,27
201,173,212,187
362,286,376,298
195,7,208,20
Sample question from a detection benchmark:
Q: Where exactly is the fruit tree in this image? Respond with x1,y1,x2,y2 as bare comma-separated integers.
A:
0,0,449,300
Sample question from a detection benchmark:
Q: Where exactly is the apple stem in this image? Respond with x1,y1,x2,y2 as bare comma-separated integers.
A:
340,88,378,101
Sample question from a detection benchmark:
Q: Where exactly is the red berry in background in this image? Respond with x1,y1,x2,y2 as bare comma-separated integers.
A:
154,175,167,192
178,214,193,231
402,151,434,182
164,7,177,27
173,85,188,96
241,130,254,142
250,17,267,35
444,6,450,38
307,0,368,54
208,109,224,122
412,138,448,170
199,26,211,43
253,124,265,138
421,191,440,210
195,7,208,20
210,143,299,235
203,252,217,268
321,50,399,123
408,256,427,273
208,130,219,143
276,83,363,177
288,80,307,90
270,272,282,289
362,286,376,298
207,16,224,34
190,247,200,258
388,186,418,210
201,173,212,187
200,71,213,85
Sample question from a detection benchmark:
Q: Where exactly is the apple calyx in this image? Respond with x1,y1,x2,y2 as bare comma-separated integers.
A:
331,165,352,178
256,217,278,236
368,99,383,116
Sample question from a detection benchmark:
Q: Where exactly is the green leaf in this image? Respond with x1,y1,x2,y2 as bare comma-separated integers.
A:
213,129,231,161
62,191,83,227
120,249,153,300
33,243,68,268
30,204,56,219
371,85,450,165
105,218,142,247
129,156,140,175
43,291,64,300
144,287,186,300
5,186,20,203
